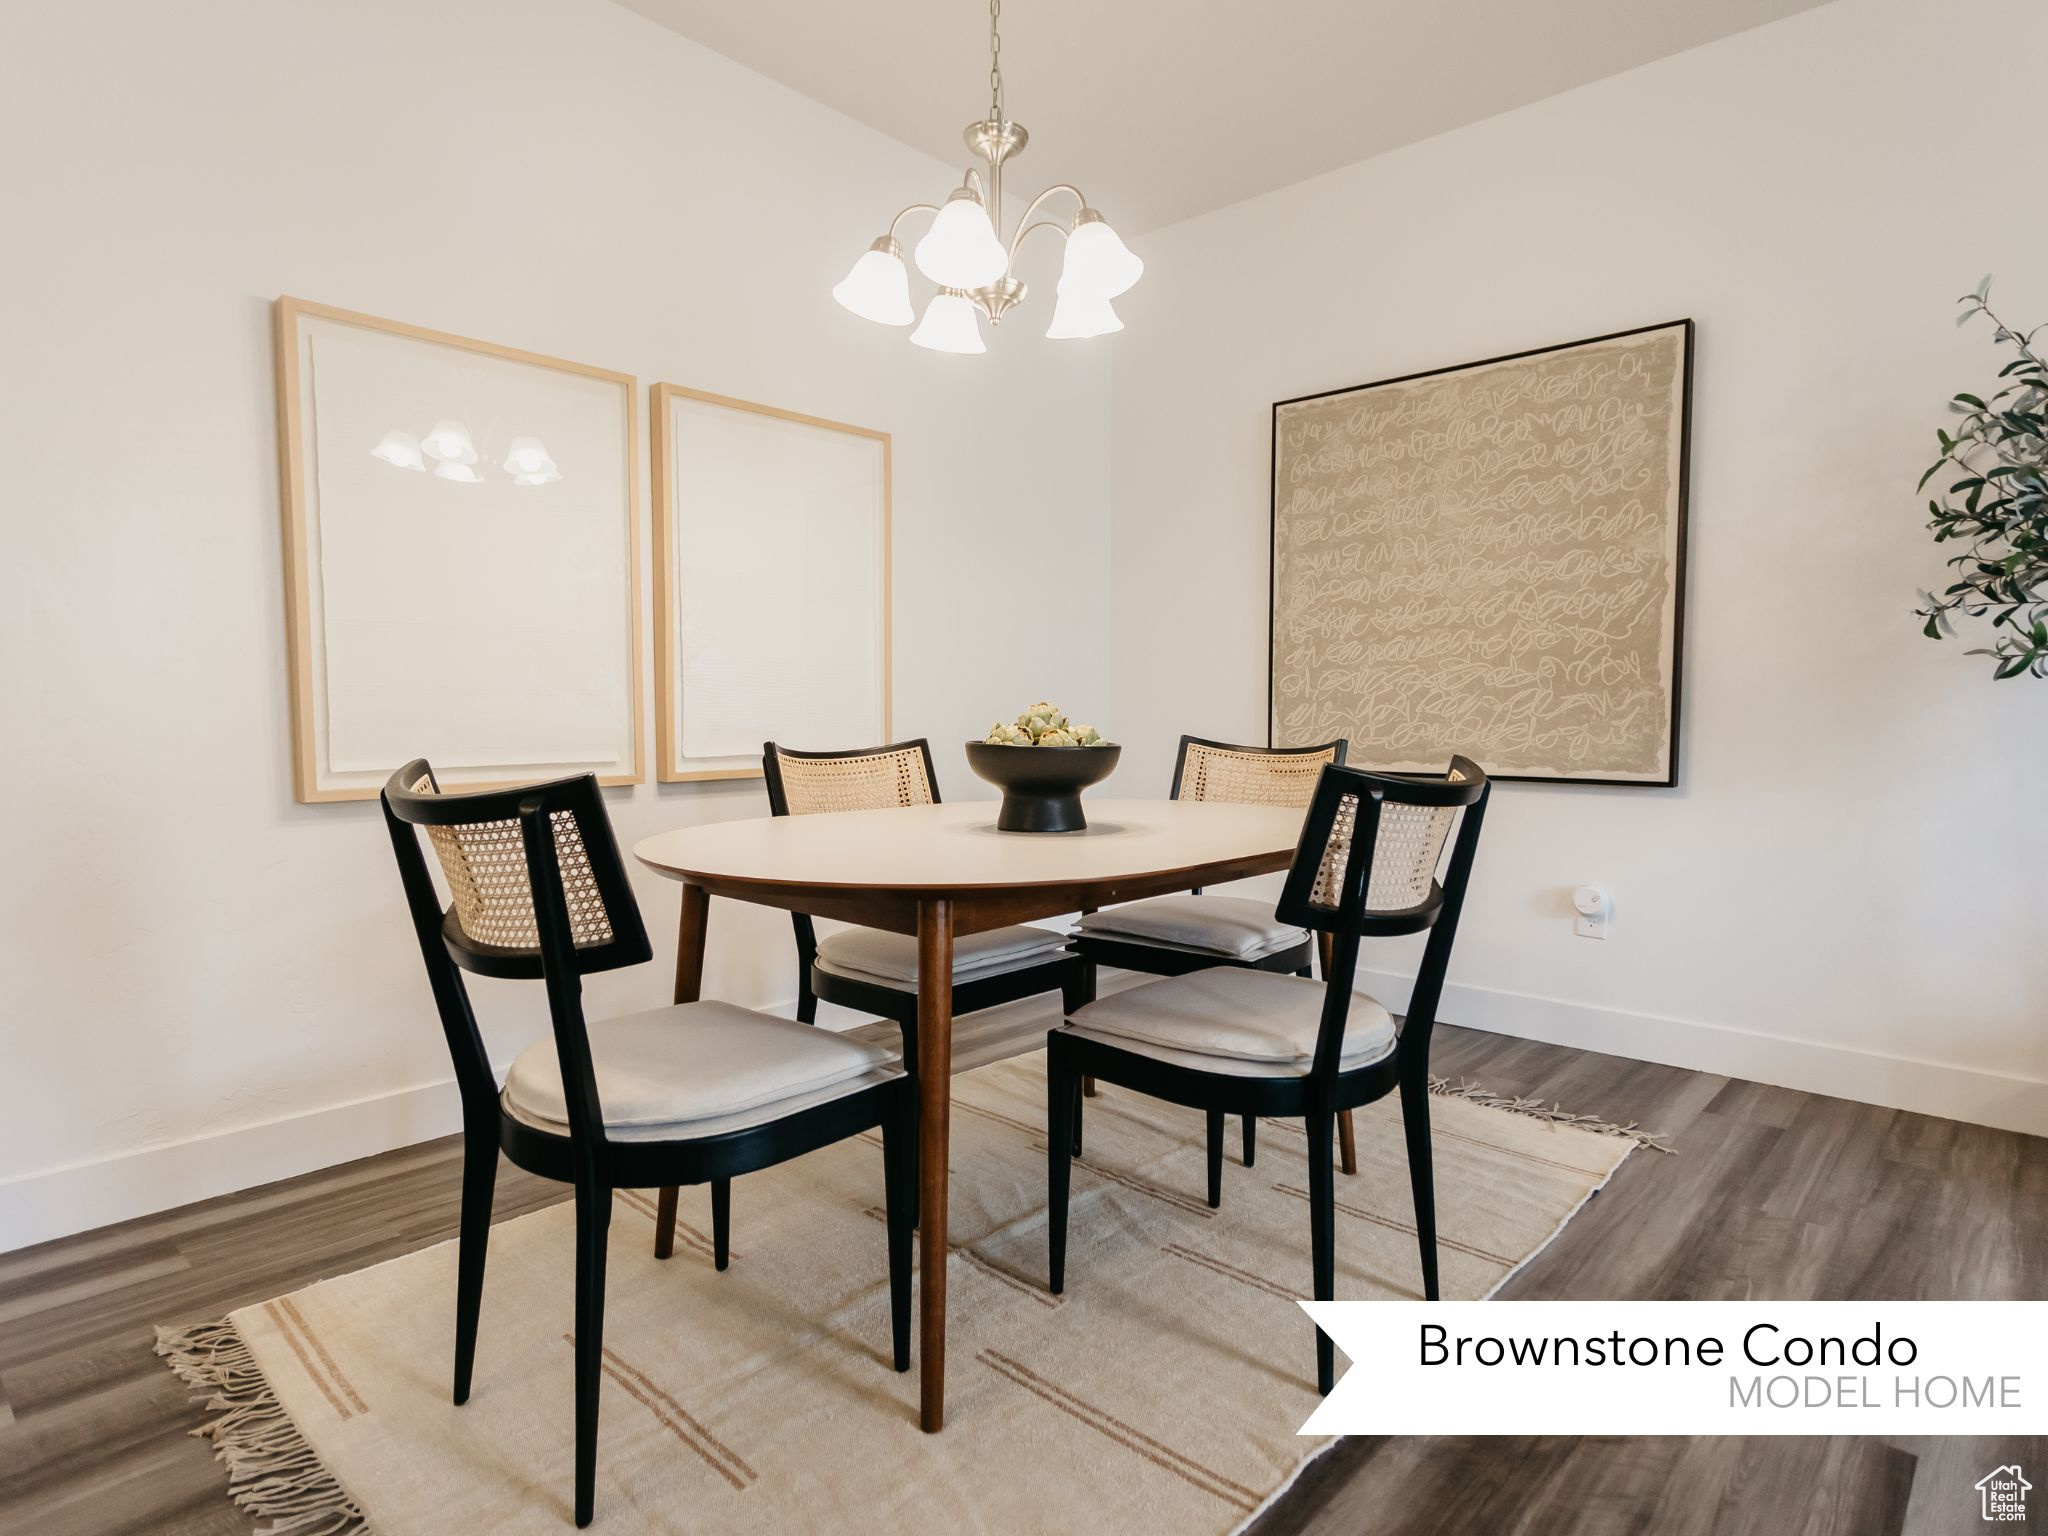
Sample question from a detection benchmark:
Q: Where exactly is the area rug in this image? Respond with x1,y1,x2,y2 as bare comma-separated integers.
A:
159,1052,1650,1535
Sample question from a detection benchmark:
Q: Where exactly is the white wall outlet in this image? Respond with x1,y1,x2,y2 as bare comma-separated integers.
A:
1571,884,1610,940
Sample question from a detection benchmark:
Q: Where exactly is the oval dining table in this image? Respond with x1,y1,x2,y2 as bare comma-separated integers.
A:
633,796,1308,1432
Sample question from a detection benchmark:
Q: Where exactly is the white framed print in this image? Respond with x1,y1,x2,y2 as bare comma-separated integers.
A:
275,298,643,802
651,385,891,782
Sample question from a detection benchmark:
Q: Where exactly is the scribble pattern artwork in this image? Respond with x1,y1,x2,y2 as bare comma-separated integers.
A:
1270,322,1692,785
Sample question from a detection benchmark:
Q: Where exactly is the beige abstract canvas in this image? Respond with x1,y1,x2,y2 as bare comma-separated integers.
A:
1270,322,1691,784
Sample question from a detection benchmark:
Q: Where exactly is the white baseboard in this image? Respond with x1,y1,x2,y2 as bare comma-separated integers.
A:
0,1075,474,1255
8,980,2041,1257
1362,967,2048,1140
0,1002,848,1255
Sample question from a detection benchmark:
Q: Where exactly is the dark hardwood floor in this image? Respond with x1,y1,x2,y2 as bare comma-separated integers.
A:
2,1020,2041,1535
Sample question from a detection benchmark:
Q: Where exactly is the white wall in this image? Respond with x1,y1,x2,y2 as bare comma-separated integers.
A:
1108,0,2048,1135
0,0,1111,1249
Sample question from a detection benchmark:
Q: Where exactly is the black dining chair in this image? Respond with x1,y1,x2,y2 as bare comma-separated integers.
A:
763,738,1087,1125
382,761,914,1528
1045,757,1489,1394
1069,734,1349,1170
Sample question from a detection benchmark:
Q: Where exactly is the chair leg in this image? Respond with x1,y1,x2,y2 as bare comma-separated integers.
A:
1047,1053,1075,1295
1339,1109,1359,1176
1075,961,1098,1098
796,971,818,1026
1205,1108,1225,1208
899,1011,922,1231
1306,1109,1337,1394
1064,953,1095,1018
572,1180,612,1529
1399,1073,1440,1301
1242,1115,1257,1168
711,1178,731,1272
452,1130,496,1405
653,1187,678,1260
1071,1072,1085,1158
880,1099,913,1371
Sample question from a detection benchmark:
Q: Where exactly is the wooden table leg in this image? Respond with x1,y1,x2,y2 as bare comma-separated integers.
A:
654,884,711,1259
672,883,710,1005
916,899,953,1432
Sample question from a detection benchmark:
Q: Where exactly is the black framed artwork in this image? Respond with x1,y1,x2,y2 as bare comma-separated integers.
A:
1269,320,1694,786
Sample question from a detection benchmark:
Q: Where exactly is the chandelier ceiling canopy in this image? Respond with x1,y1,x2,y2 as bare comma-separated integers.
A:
832,0,1143,354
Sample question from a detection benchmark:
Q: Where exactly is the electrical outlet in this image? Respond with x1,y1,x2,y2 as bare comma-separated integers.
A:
1571,884,1609,940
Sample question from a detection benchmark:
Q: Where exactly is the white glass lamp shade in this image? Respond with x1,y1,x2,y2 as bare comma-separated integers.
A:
512,470,562,486
370,429,425,470
419,419,479,465
1058,212,1143,299
909,290,986,354
913,191,1008,290
432,459,483,483
833,240,914,326
1045,289,1123,340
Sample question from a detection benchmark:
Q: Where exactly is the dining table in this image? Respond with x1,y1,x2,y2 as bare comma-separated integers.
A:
633,795,1308,1431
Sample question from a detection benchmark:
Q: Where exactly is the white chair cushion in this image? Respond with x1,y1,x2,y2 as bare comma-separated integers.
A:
504,1067,902,1143
503,1000,898,1130
1075,894,1308,960
1061,967,1396,1076
815,923,1070,989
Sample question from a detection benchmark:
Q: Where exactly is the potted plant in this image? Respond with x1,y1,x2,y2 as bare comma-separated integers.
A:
1914,278,2047,679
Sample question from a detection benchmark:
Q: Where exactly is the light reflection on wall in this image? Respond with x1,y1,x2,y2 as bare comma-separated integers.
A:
368,420,560,485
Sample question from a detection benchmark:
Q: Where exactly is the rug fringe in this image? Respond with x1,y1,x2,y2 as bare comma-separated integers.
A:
155,1319,369,1536
1428,1076,1674,1153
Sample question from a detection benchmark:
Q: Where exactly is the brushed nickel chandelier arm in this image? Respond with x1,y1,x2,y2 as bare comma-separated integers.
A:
1005,182,1086,262
886,203,942,240
1007,220,1070,262
829,0,1143,350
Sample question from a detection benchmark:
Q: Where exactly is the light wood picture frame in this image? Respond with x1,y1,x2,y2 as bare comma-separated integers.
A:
1270,319,1693,786
651,385,892,782
276,297,644,802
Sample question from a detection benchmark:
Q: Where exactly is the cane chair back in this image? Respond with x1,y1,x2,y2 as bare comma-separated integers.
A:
1280,758,1486,936
1170,735,1347,810
1275,757,1490,1086
382,761,650,980
763,739,940,817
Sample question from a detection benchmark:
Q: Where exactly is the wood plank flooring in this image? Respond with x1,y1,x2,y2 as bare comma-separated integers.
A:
2,1015,2042,1535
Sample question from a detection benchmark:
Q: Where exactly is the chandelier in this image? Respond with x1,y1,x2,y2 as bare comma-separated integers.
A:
830,0,1143,353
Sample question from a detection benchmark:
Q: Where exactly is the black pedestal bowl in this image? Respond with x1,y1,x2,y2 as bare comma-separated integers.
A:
963,741,1122,833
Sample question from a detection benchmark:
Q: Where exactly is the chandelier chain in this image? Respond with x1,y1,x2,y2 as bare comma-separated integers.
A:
988,0,1003,118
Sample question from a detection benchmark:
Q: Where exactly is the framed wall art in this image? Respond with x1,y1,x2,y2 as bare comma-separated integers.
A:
275,298,643,802
651,385,891,782
1270,319,1693,786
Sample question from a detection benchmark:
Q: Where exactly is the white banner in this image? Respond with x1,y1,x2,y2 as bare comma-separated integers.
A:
1299,1301,2048,1437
